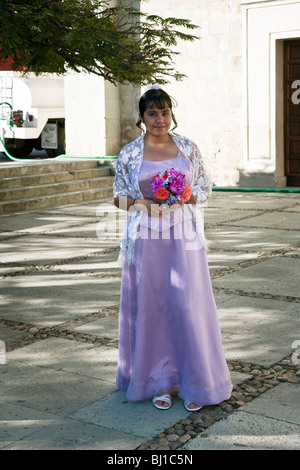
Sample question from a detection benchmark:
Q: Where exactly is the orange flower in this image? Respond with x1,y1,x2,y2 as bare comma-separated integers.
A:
181,184,192,202
154,187,170,201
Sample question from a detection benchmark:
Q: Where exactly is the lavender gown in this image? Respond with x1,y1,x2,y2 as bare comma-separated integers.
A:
116,153,232,405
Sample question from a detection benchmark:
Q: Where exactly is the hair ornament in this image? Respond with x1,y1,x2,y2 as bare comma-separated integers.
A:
145,84,161,91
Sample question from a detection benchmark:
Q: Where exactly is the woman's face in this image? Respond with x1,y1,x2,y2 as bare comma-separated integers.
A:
141,105,172,137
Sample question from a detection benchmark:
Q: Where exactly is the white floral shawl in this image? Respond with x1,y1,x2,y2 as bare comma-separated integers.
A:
113,133,213,265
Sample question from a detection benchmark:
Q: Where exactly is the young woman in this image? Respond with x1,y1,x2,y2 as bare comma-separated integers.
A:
113,88,232,411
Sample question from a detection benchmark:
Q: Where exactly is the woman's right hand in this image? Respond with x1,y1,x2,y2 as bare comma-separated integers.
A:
134,199,165,218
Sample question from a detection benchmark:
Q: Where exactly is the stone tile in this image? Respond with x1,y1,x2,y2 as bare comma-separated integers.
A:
214,292,238,305
0,213,90,233
0,402,140,450
207,250,259,273
216,294,299,333
28,343,118,383
0,325,28,345
0,236,108,266
221,326,297,367
3,420,143,450
241,383,300,425
46,221,103,239
225,210,300,231
212,257,300,298
283,205,300,213
0,361,114,417
39,199,113,217
49,202,126,242
206,226,300,252
287,248,300,256
204,208,257,225
70,390,192,439
0,271,121,326
6,337,96,365
209,192,300,211
72,315,119,340
0,265,29,275
214,295,300,366
182,410,300,450
0,402,64,449
183,383,300,450
6,337,118,383
54,252,121,276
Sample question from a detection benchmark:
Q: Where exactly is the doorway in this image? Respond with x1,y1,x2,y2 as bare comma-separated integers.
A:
284,39,300,186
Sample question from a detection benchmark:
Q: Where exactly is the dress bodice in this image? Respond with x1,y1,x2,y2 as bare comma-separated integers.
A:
138,153,193,232
138,153,193,200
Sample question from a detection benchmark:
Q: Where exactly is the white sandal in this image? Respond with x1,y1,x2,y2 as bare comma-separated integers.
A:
152,393,172,410
184,400,202,412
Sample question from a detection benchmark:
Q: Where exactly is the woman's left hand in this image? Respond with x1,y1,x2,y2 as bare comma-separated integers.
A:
170,199,185,211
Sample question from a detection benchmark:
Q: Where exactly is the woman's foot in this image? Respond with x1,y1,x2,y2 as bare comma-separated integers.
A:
152,393,172,410
184,400,202,412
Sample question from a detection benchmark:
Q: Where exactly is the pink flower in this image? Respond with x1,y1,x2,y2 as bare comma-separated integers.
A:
151,175,163,192
150,168,187,205
169,168,185,180
169,178,184,195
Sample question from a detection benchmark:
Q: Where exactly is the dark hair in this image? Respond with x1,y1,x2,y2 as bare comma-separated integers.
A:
136,88,178,133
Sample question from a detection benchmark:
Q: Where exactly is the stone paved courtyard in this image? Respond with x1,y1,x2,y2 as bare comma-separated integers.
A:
0,190,299,450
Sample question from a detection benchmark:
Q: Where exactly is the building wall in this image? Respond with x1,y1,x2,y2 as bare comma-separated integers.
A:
62,0,300,187
64,71,107,156
138,0,244,187
63,0,245,184
240,0,300,188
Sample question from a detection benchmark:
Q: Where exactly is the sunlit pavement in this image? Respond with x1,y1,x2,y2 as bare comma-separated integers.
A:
0,190,299,450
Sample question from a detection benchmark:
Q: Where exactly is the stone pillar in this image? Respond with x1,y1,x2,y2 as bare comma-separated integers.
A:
119,83,141,148
105,81,121,156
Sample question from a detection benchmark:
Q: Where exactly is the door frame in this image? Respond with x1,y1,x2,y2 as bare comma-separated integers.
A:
284,38,300,186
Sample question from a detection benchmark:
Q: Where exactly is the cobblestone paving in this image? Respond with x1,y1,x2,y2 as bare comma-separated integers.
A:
0,191,299,450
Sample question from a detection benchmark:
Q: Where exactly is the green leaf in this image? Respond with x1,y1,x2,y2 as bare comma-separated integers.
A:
0,0,200,84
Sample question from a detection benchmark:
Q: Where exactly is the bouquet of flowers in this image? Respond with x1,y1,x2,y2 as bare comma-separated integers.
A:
151,168,192,206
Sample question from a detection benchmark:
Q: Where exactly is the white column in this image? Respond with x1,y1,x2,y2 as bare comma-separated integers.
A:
64,71,106,156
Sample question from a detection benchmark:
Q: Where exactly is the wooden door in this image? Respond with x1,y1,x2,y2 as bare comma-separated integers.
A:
284,39,300,186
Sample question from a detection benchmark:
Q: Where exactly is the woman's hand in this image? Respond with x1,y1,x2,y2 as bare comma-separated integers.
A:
130,197,188,217
171,198,185,211
134,199,162,217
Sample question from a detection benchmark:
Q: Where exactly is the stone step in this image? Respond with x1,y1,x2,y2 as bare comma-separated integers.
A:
0,166,111,190
0,175,115,201
0,186,114,214
0,159,107,178
0,159,116,214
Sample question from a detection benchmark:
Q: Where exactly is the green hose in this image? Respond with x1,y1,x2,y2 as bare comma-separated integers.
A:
0,135,117,162
1,135,299,193
212,187,300,193
0,102,12,110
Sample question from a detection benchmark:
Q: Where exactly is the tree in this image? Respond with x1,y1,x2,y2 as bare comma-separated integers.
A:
0,0,199,85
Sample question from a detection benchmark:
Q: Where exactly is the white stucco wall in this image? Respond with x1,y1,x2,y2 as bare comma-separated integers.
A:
141,0,244,186
241,0,300,186
62,0,300,186
64,71,107,156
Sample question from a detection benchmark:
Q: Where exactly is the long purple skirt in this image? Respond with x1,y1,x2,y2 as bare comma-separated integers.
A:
116,218,233,405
